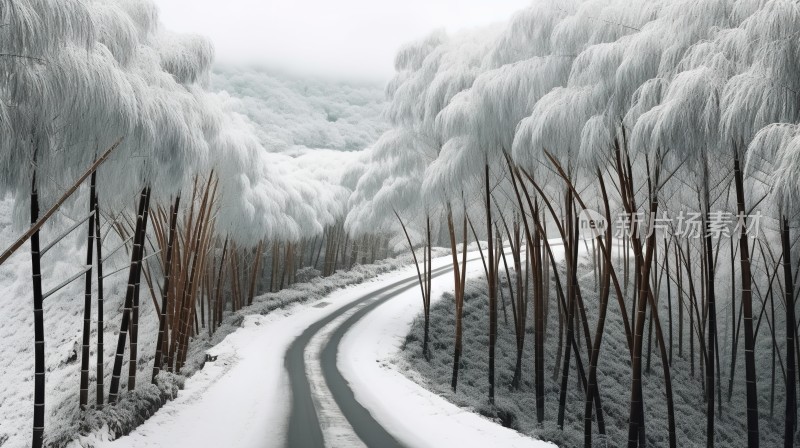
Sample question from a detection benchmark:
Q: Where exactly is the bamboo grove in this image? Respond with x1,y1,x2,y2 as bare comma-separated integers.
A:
6,0,800,447
0,1,391,446
346,0,800,446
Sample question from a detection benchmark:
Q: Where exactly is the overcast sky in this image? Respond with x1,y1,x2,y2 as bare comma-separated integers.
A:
155,0,530,82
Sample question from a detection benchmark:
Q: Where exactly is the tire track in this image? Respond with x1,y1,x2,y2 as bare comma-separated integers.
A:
284,261,464,447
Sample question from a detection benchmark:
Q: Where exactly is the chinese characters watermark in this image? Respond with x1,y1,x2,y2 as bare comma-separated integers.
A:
577,209,762,240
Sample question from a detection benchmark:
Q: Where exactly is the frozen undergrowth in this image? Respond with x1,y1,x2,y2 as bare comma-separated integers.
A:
401,255,795,447
45,374,185,448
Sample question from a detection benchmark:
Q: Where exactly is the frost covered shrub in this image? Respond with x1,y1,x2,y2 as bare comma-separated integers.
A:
294,266,322,284
477,400,519,430
44,373,184,448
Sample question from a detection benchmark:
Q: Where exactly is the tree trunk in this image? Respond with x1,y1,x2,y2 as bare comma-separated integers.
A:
269,241,277,290
30,171,45,448
153,195,180,382
533,210,545,423
734,153,760,447
447,206,468,392
702,159,717,448
79,172,96,408
666,238,673,366
677,242,683,359
332,229,342,275
425,215,433,360
128,188,151,391
617,146,653,447
280,242,290,289
248,240,264,305
108,187,150,403
520,162,615,423
503,154,541,410
584,173,613,447
485,161,497,405
782,215,797,448
94,184,105,407
176,177,214,369
689,241,696,377
395,211,430,362
214,238,228,329
557,190,576,429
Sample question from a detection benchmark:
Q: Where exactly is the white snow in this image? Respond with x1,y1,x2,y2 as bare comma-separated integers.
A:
95,276,381,448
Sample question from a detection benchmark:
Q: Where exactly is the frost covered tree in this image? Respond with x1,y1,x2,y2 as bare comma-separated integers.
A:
349,0,800,446
1,0,385,444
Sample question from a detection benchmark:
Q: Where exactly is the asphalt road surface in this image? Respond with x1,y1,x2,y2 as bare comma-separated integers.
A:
284,261,463,448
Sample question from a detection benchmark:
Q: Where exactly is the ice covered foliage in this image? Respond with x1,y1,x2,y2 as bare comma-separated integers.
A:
157,31,215,85
203,102,353,245
746,122,798,203
0,0,199,217
211,66,387,152
630,67,724,166
485,1,574,67
0,0,371,248
720,0,800,153
345,129,435,237
386,29,494,134
348,28,498,237
348,0,800,244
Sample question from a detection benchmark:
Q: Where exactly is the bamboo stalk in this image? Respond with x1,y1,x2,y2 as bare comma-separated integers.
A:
94,185,105,407
248,240,263,305
79,171,96,408
30,169,45,448
128,189,151,392
108,186,150,403
153,195,180,382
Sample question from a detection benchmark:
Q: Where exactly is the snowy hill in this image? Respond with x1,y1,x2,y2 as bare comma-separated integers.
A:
211,66,388,153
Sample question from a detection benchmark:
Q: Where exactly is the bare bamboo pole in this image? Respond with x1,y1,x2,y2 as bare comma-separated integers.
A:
108,186,150,403
79,171,96,408
127,188,152,392
30,168,45,448
248,240,264,305
94,182,105,407
153,195,181,382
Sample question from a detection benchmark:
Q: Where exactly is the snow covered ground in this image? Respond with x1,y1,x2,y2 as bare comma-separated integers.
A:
338,252,556,448
76,248,553,447
0,195,139,448
400,240,792,447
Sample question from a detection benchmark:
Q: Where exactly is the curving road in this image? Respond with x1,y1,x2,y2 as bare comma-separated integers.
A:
284,262,463,448
105,249,552,448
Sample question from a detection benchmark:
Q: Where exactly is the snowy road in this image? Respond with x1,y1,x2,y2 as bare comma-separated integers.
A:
285,261,462,448
100,251,554,448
